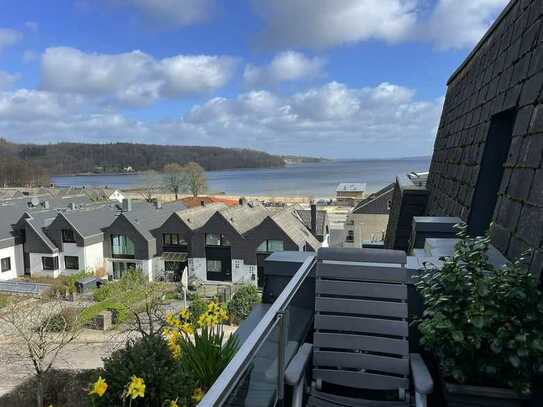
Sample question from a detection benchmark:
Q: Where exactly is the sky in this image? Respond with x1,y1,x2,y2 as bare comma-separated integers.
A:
0,0,509,159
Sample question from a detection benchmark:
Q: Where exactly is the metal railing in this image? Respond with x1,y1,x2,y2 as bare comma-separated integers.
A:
198,255,316,407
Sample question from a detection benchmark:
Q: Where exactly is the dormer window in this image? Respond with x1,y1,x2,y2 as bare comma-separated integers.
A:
62,229,76,243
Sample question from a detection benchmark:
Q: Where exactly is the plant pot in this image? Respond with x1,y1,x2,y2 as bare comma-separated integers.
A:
444,382,528,407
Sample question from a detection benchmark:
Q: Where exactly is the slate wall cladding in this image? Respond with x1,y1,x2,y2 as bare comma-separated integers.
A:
426,0,543,278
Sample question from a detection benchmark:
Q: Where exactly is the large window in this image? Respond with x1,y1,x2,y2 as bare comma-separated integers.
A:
111,235,136,258
205,233,230,246
62,229,76,243
64,256,79,270
112,261,136,280
42,256,59,271
207,259,222,273
1,257,11,272
256,239,285,253
163,233,187,246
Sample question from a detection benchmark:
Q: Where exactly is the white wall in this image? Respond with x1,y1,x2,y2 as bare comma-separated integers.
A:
83,242,104,272
29,253,60,278
0,244,24,280
232,259,257,285
105,258,153,281
188,257,206,282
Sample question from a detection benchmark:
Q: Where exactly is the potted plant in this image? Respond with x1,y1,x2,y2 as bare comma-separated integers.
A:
415,224,543,407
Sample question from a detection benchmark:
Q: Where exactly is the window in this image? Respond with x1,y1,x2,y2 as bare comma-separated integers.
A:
345,230,354,243
256,239,285,252
163,233,187,246
112,261,136,279
111,235,136,258
1,257,11,272
207,259,222,273
62,229,75,243
64,256,79,270
42,256,59,270
205,233,230,246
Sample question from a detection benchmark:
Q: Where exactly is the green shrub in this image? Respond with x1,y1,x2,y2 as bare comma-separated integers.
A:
416,224,543,393
93,269,145,302
227,284,260,325
92,335,194,407
189,293,207,324
106,303,129,325
43,307,80,332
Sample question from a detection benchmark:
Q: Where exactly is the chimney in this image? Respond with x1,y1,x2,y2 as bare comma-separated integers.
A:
155,200,162,209
122,198,132,212
310,201,317,236
200,200,205,207
239,197,247,206
42,201,50,209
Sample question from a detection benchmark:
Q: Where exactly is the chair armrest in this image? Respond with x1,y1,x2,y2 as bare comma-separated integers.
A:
410,353,433,395
285,343,313,386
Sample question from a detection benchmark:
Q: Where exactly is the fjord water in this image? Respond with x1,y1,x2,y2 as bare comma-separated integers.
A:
51,157,431,197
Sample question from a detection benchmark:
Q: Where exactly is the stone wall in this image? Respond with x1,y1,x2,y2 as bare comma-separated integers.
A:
426,0,543,278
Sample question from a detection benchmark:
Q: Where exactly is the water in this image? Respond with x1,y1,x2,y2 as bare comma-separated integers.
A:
51,157,431,197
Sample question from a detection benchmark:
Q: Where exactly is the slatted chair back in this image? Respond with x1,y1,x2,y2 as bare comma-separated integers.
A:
313,247,409,394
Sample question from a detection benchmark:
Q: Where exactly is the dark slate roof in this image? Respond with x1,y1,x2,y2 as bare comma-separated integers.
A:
60,205,118,238
121,202,187,241
351,183,394,215
219,204,271,235
270,208,321,250
295,209,327,236
24,210,60,252
175,203,227,230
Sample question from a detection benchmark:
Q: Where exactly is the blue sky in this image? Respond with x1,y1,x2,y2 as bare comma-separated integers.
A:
0,0,508,158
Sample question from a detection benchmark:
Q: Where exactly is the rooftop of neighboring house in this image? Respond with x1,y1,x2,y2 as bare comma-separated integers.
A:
270,208,321,250
351,183,395,215
60,204,119,238
173,203,228,230
118,201,187,241
179,196,239,208
21,210,61,252
295,208,328,237
218,203,273,235
336,182,367,193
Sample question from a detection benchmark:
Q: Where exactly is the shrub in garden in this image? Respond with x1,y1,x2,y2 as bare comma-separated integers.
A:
43,307,80,332
227,284,260,325
91,335,193,407
416,224,543,393
188,293,207,324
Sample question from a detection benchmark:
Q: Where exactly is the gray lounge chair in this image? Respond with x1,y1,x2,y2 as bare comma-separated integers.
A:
285,248,433,407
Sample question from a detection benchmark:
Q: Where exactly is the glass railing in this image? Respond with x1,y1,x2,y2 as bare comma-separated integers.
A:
198,255,316,407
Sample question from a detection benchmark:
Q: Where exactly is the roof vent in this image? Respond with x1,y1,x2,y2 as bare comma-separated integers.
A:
122,198,132,212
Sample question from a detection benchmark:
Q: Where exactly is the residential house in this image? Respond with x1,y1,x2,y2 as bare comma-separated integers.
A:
102,201,186,281
335,182,366,206
295,203,329,242
344,183,394,248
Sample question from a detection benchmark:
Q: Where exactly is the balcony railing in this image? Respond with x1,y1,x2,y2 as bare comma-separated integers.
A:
198,255,316,407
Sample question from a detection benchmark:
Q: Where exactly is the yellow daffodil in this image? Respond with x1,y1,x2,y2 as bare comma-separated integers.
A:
168,399,180,407
88,375,108,397
192,387,205,403
126,375,145,399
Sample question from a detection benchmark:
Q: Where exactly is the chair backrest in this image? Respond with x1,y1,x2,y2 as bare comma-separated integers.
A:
313,247,409,392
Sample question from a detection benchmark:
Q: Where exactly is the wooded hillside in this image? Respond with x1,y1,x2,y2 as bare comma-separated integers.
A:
0,139,286,175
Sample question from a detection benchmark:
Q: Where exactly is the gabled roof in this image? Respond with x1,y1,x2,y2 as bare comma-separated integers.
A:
119,202,187,241
270,208,321,250
23,210,60,252
60,205,118,238
174,203,227,230
352,183,394,215
218,204,271,235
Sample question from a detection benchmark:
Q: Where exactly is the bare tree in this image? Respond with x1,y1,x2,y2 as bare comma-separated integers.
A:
0,298,86,407
183,161,208,197
162,163,185,200
139,170,161,202
124,282,170,338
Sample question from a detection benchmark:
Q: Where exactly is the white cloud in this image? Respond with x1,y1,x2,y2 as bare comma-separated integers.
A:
0,81,442,157
423,0,509,49
251,0,508,50
111,0,214,27
0,28,22,52
244,51,325,88
40,47,237,106
0,71,19,90
252,0,418,49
